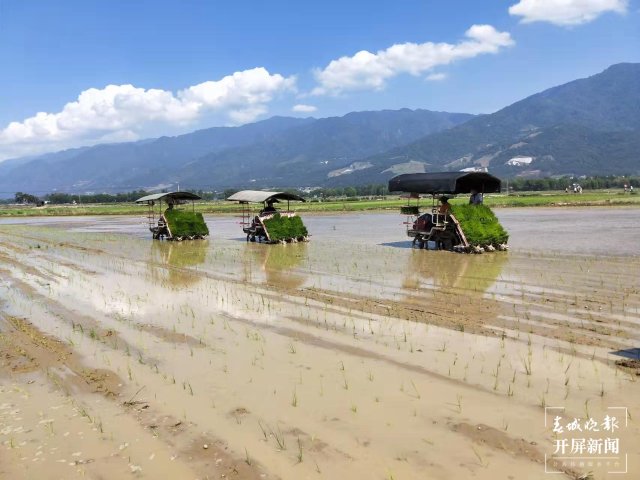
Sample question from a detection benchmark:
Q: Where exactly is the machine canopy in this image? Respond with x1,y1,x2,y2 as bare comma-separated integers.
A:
226,190,306,203
388,172,501,195
135,191,202,204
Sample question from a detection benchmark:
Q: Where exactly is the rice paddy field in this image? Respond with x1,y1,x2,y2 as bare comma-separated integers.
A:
1,208,639,479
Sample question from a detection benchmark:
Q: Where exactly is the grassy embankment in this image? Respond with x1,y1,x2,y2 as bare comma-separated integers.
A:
0,190,638,217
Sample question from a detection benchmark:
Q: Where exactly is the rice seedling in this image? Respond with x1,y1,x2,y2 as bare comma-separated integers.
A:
297,437,304,463
78,406,93,423
270,425,286,450
258,421,268,441
584,399,590,419
449,394,462,414
521,355,532,376
410,380,421,399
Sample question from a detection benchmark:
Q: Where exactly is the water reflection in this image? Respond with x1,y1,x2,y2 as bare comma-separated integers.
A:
245,243,308,289
402,250,508,295
150,240,209,287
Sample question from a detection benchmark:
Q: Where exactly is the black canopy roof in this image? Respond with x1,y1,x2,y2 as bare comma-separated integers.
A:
388,172,501,195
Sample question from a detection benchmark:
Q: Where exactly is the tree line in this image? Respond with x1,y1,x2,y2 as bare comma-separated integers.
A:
4,176,638,205
13,192,42,205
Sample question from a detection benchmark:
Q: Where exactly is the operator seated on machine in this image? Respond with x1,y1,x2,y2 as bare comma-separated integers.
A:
437,196,451,215
251,200,278,241
415,196,451,231
433,196,451,225
259,200,277,216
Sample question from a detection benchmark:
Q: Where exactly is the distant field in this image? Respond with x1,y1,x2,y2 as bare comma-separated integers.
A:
0,190,638,216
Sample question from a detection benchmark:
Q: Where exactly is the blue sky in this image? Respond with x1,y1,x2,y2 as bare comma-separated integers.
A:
0,0,638,160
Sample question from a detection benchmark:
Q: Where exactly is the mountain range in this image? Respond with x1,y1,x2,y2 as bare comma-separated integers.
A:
0,63,638,196
333,62,640,185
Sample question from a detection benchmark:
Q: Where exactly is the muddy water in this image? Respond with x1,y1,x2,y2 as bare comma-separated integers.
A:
1,208,639,479
496,207,640,255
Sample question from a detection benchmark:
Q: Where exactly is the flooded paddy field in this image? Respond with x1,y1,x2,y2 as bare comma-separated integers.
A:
1,208,639,479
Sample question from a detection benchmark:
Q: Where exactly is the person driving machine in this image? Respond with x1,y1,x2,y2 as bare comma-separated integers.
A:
260,200,277,215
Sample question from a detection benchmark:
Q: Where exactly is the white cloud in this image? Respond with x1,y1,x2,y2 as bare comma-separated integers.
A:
311,25,514,95
426,72,448,81
0,67,295,160
179,68,295,112
292,104,317,113
509,0,628,26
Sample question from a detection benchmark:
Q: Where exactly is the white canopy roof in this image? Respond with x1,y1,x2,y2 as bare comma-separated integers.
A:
135,191,201,203
226,190,305,203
